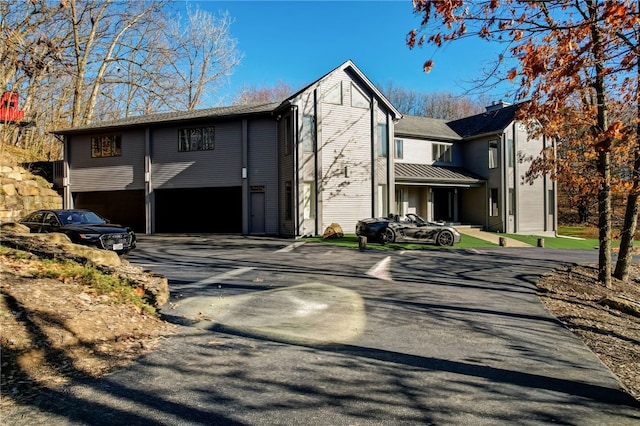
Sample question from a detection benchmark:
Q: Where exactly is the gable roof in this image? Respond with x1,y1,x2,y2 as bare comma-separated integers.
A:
447,102,521,139
280,59,402,120
54,60,402,135
395,115,461,141
54,102,280,135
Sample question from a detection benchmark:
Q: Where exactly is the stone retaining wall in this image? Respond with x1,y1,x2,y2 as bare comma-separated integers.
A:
0,165,62,223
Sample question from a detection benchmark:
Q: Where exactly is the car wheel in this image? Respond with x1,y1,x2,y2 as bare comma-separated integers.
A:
379,227,396,244
437,230,454,246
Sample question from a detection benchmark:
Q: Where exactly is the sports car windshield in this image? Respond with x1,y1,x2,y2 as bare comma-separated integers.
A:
60,211,107,225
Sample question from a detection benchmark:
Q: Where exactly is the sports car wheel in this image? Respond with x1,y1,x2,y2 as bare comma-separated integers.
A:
436,230,454,246
380,227,396,244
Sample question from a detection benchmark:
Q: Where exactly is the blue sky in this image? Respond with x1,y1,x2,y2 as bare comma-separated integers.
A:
191,0,517,105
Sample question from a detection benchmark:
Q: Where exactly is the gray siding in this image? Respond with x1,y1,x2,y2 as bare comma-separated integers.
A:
151,122,242,189
68,129,145,192
278,110,295,236
317,71,374,233
461,139,489,178
248,119,279,235
514,126,546,233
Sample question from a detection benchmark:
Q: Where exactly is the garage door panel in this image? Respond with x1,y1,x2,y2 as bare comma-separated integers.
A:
155,187,241,233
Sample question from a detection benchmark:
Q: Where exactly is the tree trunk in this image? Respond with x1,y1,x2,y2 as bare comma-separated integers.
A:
597,150,612,287
614,45,640,282
614,136,639,282
589,1,612,287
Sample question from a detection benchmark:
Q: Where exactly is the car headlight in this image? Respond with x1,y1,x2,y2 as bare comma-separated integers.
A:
79,233,100,240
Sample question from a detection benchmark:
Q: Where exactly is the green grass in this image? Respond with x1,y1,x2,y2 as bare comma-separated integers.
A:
305,228,638,251
502,233,600,250
1,247,157,314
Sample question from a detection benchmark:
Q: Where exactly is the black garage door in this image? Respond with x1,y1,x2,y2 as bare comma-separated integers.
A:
154,187,242,233
73,190,145,233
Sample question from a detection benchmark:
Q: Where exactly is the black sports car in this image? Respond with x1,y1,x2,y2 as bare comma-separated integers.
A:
19,209,136,254
356,213,461,246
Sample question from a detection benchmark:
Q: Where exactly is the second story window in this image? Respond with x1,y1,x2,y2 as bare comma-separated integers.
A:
284,115,293,155
489,140,498,169
179,127,215,152
394,139,403,159
432,143,452,163
301,114,315,152
377,123,388,158
91,135,122,158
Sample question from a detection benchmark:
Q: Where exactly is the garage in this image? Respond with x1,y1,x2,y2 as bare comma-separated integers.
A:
154,187,242,233
73,190,145,233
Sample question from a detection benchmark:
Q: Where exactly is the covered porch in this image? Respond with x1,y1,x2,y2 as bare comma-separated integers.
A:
394,163,486,226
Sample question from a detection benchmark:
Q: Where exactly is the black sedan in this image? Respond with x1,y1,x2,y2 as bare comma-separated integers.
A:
356,213,461,246
19,209,136,254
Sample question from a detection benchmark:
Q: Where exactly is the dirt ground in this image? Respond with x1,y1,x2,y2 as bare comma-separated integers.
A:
1,252,639,409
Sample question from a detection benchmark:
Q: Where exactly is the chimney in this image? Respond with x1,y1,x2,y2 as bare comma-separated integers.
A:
485,100,511,112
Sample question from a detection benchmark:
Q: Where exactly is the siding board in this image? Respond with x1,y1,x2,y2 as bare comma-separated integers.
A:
248,119,278,234
69,129,145,191
152,122,242,189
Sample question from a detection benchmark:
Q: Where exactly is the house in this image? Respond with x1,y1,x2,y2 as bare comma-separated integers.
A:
53,60,556,237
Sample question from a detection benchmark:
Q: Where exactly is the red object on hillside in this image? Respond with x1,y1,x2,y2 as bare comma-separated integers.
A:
1,91,25,123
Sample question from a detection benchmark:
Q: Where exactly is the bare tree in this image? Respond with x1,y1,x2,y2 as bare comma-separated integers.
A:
233,81,293,105
377,82,487,119
165,6,242,110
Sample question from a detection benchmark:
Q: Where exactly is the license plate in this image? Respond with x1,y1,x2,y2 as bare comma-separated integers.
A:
112,243,124,251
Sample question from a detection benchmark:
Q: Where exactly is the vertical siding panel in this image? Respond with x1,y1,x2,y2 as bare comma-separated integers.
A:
315,70,375,233
69,129,145,191
278,111,295,236
516,126,546,232
151,122,242,189
248,119,278,234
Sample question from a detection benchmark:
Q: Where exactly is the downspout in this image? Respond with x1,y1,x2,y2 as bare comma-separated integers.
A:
62,135,71,209
144,127,152,234
501,131,508,233
511,123,518,233
370,101,376,216
387,113,394,216
241,119,248,235
545,134,558,236
313,89,319,236
292,105,299,237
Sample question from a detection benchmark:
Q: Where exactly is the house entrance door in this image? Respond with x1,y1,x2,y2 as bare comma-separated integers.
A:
433,188,455,222
250,191,265,234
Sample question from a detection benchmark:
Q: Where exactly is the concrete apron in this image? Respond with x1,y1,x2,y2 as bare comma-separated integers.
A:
457,227,534,247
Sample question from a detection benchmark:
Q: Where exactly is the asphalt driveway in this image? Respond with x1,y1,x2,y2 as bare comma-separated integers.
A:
5,235,640,425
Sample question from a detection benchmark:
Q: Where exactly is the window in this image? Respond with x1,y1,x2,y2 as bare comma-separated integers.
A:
283,115,293,155
378,184,388,217
489,140,498,169
377,123,388,157
301,115,315,152
394,139,403,159
323,82,342,105
303,181,315,219
178,127,215,152
285,181,292,220
490,188,499,216
395,188,403,215
91,135,122,158
507,137,514,167
350,83,369,109
548,190,555,215
432,143,452,163
508,188,515,216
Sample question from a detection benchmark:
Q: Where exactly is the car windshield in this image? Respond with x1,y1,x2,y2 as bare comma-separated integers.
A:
405,213,427,224
61,211,106,225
